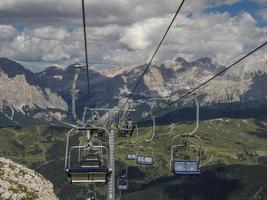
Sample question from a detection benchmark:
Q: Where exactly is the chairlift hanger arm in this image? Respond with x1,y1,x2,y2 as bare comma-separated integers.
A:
64,127,110,170
145,116,156,142
68,143,109,169
183,95,199,137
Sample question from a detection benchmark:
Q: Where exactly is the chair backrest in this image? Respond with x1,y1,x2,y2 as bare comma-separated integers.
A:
137,156,153,165
126,154,136,160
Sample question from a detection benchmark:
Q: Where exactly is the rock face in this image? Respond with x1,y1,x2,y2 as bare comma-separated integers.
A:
0,58,68,122
0,72,67,111
0,55,266,121
0,157,57,200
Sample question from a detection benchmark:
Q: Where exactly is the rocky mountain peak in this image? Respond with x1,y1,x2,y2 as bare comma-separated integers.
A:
196,57,212,64
175,57,187,63
0,72,67,110
0,157,57,200
0,57,34,83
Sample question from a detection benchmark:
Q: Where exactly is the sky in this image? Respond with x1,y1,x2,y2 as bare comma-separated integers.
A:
0,0,266,72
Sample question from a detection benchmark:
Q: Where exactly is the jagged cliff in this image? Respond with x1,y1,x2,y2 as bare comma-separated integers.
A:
0,56,266,122
0,72,67,111
0,63,68,122
0,157,57,200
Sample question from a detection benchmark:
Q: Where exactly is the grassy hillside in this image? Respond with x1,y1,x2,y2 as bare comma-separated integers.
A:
0,118,266,199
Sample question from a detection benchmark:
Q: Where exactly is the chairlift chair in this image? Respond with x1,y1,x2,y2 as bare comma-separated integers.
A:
170,95,202,175
86,190,97,200
118,118,136,137
125,148,136,161
170,139,201,175
65,128,112,183
117,177,128,191
136,146,154,165
66,143,111,183
117,159,128,191
126,153,136,160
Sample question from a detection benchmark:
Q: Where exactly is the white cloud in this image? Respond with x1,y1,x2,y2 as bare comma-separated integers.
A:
0,25,17,40
119,18,167,50
115,12,267,66
0,0,266,71
0,0,243,26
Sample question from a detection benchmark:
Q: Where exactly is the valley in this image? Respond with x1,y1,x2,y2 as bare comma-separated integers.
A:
0,116,266,199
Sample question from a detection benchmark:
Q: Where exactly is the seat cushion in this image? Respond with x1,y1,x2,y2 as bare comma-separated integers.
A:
173,161,200,175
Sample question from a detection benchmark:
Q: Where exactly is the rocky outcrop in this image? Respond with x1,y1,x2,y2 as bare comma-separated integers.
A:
0,72,67,111
0,70,68,122
0,157,57,200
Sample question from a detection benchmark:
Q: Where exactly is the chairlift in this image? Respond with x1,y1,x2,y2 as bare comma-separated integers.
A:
65,128,112,183
125,148,137,161
126,153,136,160
86,190,97,200
118,109,136,137
170,95,202,175
136,146,154,165
117,160,128,191
170,138,201,175
118,177,128,191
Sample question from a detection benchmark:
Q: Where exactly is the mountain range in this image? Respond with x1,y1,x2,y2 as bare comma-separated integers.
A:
0,55,266,123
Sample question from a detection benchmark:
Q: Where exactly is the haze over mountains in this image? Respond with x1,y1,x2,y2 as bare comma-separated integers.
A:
0,55,266,123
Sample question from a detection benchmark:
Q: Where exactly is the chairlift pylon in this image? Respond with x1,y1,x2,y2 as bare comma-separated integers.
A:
145,116,156,142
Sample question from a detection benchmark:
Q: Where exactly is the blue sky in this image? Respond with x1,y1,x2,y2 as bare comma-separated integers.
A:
207,0,267,26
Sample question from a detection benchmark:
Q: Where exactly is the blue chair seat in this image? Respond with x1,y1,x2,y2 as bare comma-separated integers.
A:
136,156,153,165
172,161,200,175
126,154,136,160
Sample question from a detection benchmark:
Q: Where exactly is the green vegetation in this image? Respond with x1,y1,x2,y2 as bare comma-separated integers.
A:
0,118,266,199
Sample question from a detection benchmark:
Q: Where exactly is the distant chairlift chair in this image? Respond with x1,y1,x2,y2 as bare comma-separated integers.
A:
118,118,136,137
170,140,201,175
125,146,137,161
117,161,128,191
86,190,97,200
136,146,154,166
170,94,202,175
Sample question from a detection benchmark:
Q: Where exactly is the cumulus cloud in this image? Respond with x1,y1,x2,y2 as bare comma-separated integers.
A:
0,0,243,26
0,0,266,71
116,12,267,66
0,25,17,41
